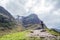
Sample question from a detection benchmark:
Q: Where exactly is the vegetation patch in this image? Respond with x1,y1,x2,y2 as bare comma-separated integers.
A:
46,28,60,36
0,30,30,40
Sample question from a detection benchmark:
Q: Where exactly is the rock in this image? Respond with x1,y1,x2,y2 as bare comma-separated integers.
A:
28,30,56,39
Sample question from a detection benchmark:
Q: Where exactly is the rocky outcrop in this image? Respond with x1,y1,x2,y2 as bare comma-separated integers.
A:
0,6,14,21
28,30,57,40
0,6,15,30
21,14,46,29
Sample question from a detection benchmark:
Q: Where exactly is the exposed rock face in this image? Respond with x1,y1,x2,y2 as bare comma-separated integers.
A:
22,14,41,25
0,6,15,30
0,6,14,21
21,14,46,29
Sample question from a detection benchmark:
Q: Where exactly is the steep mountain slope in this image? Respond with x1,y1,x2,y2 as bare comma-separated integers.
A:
0,6,16,31
0,6,26,36
0,6,14,21
21,14,46,29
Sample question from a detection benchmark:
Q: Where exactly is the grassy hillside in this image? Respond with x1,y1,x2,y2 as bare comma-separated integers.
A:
0,30,30,40
0,28,60,40
0,15,25,36
46,28,60,36
0,30,59,40
26,24,42,30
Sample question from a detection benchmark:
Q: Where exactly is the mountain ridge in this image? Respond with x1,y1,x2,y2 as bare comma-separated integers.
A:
0,6,16,30
17,14,47,29
0,6,14,20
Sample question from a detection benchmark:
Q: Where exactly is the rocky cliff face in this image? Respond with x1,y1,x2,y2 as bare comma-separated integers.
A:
21,14,46,29
0,6,15,30
0,6,14,21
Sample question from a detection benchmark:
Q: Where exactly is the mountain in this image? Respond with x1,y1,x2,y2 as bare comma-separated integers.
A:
0,6,25,36
0,6,14,21
51,28,60,32
0,6,46,31
21,14,46,29
22,14,41,24
55,29,60,32
0,6,15,30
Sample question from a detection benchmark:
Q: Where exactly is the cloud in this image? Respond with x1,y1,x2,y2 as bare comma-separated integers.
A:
0,0,60,29
2,0,28,17
24,0,60,29
0,0,9,7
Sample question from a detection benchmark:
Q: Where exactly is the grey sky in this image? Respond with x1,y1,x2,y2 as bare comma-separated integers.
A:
0,0,60,29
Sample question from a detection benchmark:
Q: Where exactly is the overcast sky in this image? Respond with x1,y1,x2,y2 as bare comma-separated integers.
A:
0,0,60,29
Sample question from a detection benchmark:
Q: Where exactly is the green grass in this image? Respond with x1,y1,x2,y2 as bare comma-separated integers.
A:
0,30,43,40
0,29,59,40
0,30,30,40
46,28,60,36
